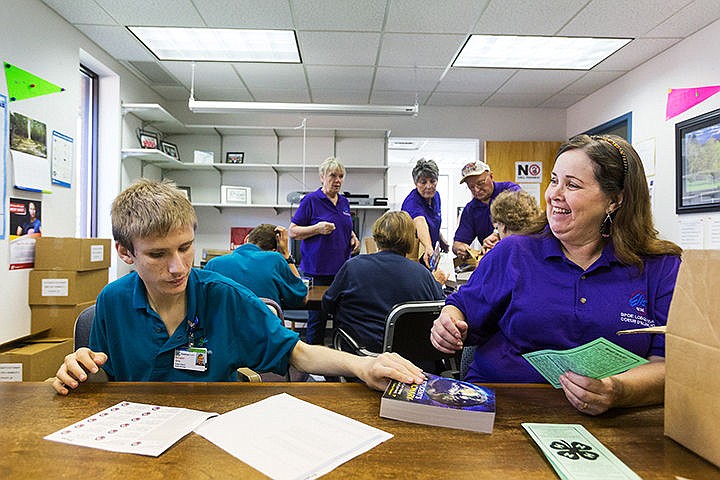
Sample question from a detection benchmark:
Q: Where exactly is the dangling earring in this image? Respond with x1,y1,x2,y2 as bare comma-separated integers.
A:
600,212,613,238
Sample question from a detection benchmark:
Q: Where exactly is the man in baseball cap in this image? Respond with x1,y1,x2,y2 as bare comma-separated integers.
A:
453,161,520,259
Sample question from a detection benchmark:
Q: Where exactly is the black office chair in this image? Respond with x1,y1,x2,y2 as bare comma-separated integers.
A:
332,300,457,375
73,304,96,350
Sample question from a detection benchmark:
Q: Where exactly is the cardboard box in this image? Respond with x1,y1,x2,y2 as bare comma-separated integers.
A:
28,269,107,305
0,338,73,381
665,250,720,468
30,301,95,337
34,237,112,271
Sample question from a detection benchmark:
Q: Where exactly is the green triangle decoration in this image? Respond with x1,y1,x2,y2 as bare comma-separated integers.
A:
4,62,65,102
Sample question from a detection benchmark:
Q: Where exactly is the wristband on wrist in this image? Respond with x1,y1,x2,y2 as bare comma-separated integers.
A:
285,254,296,264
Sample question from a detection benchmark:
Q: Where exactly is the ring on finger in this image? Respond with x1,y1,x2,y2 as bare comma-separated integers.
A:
581,402,589,410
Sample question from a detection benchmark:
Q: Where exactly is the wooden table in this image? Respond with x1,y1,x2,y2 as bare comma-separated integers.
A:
285,284,328,311
2,382,718,479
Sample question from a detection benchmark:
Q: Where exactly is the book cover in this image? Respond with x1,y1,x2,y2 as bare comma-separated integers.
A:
380,374,495,433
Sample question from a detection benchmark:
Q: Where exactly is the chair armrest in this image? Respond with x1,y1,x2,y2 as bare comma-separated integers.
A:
332,328,379,357
237,367,262,382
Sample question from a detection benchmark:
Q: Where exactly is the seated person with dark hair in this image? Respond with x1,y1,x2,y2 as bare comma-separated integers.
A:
205,223,307,308
323,211,445,354
52,179,426,395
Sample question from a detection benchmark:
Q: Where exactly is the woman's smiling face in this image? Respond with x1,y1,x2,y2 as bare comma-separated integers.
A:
545,149,613,248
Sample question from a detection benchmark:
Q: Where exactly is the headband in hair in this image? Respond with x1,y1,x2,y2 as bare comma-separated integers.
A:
591,135,628,186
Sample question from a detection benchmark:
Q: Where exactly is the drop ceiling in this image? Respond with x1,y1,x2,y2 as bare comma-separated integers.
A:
43,0,720,109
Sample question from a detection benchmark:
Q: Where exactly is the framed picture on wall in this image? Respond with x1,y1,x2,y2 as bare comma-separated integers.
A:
221,185,252,204
161,141,179,160
139,130,158,149
675,107,720,214
225,151,244,164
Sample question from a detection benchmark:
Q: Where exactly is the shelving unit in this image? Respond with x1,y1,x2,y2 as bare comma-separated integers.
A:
122,105,390,257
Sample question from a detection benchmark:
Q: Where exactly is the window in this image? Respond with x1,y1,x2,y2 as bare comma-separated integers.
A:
77,65,98,237
582,112,632,142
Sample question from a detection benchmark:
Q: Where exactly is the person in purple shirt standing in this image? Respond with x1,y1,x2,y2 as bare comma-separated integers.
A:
432,134,682,416
290,157,360,344
401,158,449,267
452,161,520,260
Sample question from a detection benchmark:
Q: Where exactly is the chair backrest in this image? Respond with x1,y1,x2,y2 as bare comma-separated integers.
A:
259,297,284,321
459,345,477,380
382,300,452,372
73,304,96,350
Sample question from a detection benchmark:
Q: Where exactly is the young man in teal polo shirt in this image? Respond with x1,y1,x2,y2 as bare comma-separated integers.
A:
52,179,424,394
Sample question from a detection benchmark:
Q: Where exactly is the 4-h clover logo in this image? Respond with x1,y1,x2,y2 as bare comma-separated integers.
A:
550,440,599,460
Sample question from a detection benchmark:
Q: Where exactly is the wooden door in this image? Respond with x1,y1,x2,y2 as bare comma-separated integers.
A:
484,141,562,210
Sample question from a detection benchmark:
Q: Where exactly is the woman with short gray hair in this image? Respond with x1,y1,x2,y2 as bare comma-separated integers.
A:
401,158,448,267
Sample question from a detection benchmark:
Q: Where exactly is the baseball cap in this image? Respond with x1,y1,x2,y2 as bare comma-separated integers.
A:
459,161,491,184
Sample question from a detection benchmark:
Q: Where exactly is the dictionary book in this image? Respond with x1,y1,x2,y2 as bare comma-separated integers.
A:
380,374,495,433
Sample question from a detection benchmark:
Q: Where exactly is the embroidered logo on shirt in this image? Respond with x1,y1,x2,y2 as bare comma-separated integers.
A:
628,291,647,314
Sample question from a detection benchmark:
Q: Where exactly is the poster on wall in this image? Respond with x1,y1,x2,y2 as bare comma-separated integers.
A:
9,197,42,270
51,130,73,187
9,110,52,192
0,93,7,239
515,161,542,183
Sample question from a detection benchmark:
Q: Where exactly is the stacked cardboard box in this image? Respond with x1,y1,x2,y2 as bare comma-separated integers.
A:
0,338,73,381
29,237,111,337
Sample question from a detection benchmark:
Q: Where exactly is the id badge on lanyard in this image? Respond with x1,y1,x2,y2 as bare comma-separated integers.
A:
173,316,208,372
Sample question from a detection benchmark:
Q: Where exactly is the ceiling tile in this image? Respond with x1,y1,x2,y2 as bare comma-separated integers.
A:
374,67,444,91
151,85,191,101
306,65,374,90
644,0,720,37
94,0,205,26
562,71,626,95
425,92,492,106
436,68,515,93
472,0,587,35
235,63,308,90
291,0,387,31
163,62,243,89
193,86,254,102
75,25,156,61
379,33,466,68
539,93,588,108
483,92,552,108
193,0,294,28
386,0,488,34
42,0,118,25
594,38,681,70
497,70,585,94
559,0,690,37
298,32,381,65
371,90,429,105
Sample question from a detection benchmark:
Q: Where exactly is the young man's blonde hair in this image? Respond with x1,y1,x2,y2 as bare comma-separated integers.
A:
112,178,197,253
372,211,416,255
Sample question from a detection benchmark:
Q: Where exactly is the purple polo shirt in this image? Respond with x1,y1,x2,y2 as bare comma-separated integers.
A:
454,181,520,244
401,188,442,247
291,188,354,276
447,231,680,383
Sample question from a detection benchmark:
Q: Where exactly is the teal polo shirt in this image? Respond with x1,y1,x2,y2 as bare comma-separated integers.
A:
89,269,300,381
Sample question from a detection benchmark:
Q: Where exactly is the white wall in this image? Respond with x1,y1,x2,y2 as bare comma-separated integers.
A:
567,18,720,248
0,0,165,344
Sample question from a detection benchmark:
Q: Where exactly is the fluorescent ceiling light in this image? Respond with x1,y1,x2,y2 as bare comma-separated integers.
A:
188,98,418,116
454,34,631,70
128,27,300,62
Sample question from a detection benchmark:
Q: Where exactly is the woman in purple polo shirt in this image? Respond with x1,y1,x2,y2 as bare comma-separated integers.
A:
431,134,682,416
401,158,449,267
290,157,360,344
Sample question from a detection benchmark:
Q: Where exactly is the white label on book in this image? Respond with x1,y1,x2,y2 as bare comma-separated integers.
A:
42,278,69,297
90,244,104,262
0,363,23,382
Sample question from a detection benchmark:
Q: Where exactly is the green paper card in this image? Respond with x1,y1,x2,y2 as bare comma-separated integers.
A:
522,337,648,388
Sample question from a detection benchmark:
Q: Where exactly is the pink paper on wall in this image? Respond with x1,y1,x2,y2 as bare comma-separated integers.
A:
666,86,720,120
